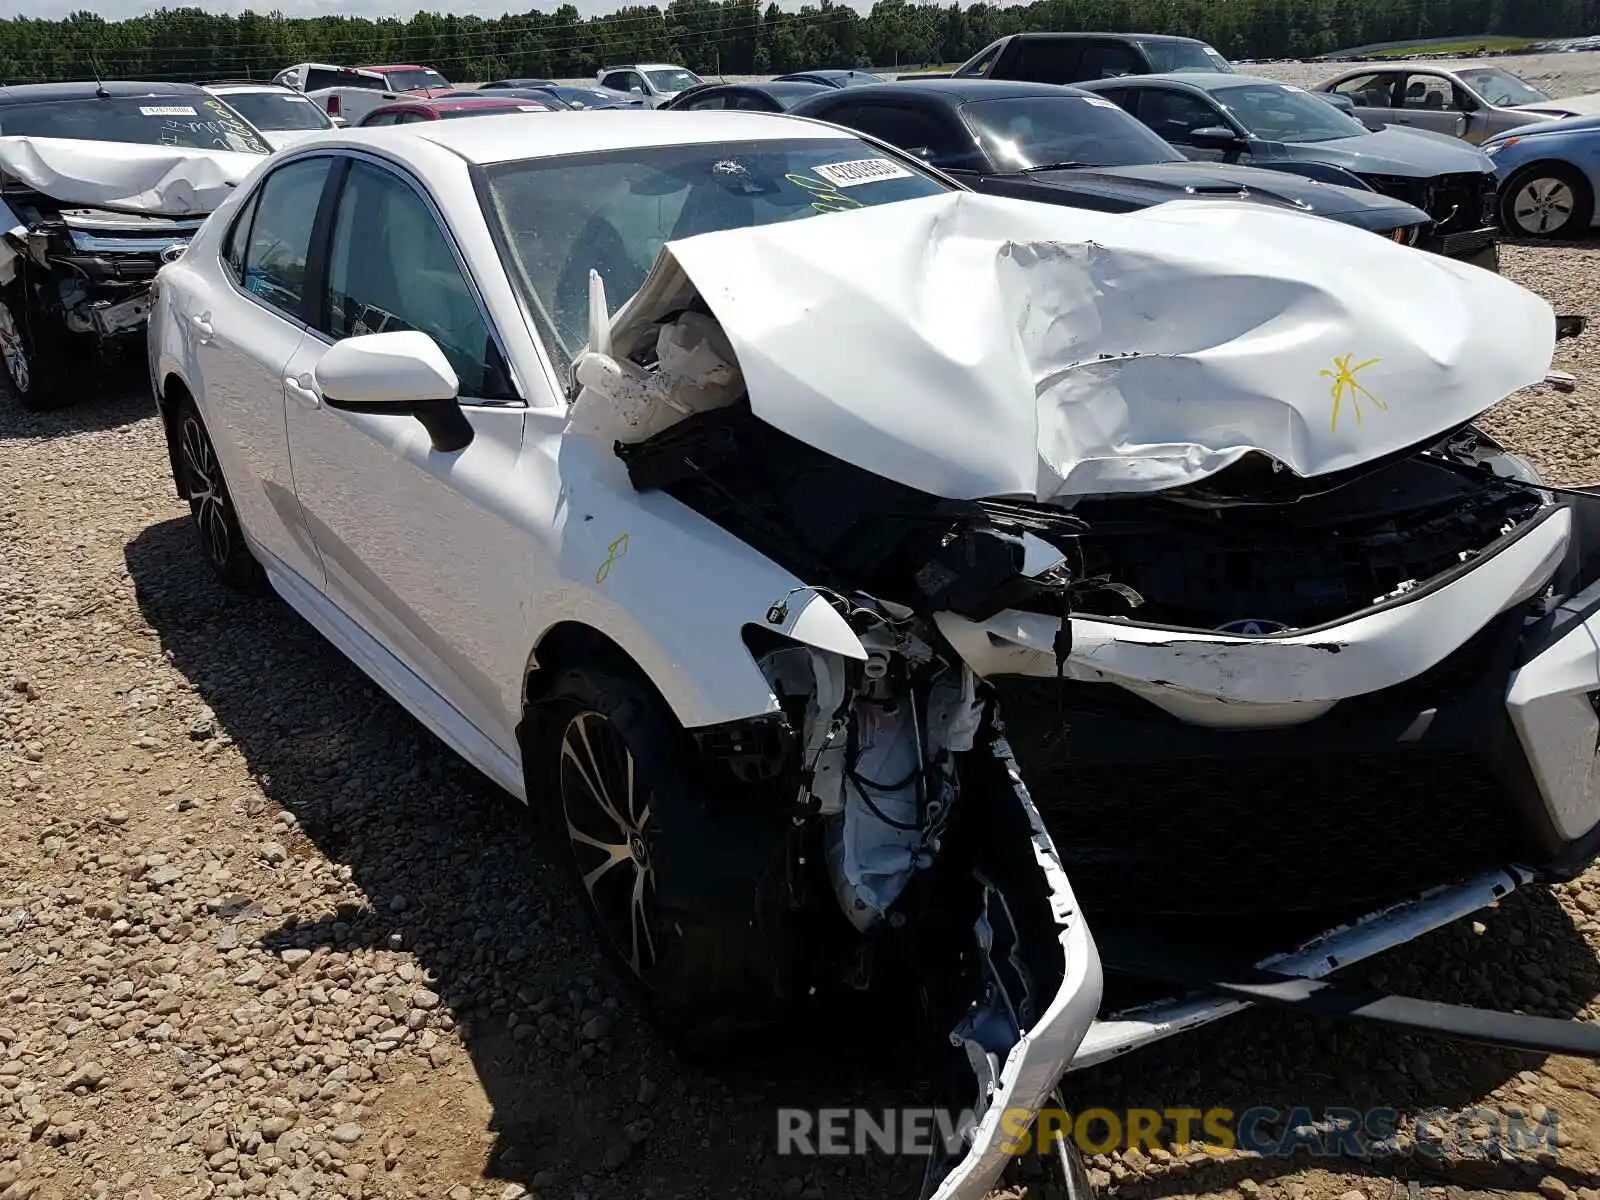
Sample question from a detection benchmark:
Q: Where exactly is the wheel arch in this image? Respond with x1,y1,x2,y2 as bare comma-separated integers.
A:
158,371,194,500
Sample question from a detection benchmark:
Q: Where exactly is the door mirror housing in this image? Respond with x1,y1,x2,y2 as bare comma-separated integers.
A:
314,331,474,453
1188,125,1243,151
1320,92,1357,114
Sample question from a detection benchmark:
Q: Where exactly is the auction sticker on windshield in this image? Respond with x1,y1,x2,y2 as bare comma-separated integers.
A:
812,158,915,189
141,106,197,117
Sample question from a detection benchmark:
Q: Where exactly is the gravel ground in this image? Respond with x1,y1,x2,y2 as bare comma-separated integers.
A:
6,241,1600,1200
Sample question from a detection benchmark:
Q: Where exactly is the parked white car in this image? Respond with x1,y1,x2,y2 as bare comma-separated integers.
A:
270,62,401,126
202,81,335,151
595,62,703,107
146,110,1600,1197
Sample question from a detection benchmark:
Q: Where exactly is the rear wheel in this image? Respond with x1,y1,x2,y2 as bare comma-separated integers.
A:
1502,162,1594,238
174,402,264,591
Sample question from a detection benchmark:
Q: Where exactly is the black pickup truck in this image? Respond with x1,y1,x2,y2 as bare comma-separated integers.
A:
911,31,1234,85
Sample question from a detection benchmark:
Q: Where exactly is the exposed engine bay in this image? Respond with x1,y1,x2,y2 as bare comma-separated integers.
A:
562,194,1600,1200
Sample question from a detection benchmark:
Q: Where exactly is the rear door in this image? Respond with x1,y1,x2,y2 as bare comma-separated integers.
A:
183,155,337,589
1395,71,1471,138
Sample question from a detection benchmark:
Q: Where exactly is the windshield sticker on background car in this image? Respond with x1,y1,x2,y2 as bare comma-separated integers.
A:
811,157,916,189
140,105,197,117
1082,97,1121,110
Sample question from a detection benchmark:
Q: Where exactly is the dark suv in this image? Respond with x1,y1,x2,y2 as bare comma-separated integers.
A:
935,31,1234,86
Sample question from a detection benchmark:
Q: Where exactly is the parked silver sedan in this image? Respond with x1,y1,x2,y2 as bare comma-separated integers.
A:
1314,64,1600,143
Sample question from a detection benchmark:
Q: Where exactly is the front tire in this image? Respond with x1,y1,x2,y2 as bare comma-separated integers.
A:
1502,162,1594,238
539,667,788,1057
0,290,67,412
173,402,264,591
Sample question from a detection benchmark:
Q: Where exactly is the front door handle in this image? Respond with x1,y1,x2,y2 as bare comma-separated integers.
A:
284,375,320,409
188,312,213,343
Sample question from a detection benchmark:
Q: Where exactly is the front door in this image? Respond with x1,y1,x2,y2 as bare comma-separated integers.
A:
283,155,535,760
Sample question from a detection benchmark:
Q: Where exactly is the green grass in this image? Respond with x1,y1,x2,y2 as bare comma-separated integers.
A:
1365,36,1542,58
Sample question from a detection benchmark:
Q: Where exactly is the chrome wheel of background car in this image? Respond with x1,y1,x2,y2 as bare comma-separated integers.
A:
1513,177,1576,235
559,710,660,977
1503,164,1593,239
0,300,30,396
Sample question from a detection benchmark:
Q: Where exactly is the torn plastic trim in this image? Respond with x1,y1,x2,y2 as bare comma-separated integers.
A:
937,505,1570,729
1070,867,1525,1071
924,729,1102,1200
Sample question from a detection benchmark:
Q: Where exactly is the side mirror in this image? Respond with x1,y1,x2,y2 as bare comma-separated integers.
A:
1188,125,1242,151
630,85,644,94
329,114,348,127
1320,93,1356,113
314,331,474,453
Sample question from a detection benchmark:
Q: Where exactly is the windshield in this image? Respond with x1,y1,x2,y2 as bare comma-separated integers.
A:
1456,67,1552,106
556,87,616,108
644,68,701,94
219,90,332,132
964,95,1183,170
383,69,449,92
1211,82,1366,142
1139,40,1233,73
485,137,947,360
0,95,271,154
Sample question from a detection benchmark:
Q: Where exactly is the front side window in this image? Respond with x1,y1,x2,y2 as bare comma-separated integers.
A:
1455,67,1551,107
0,94,271,154
220,90,333,132
483,137,949,362
684,92,727,110
324,161,509,400
1137,89,1227,145
1210,82,1367,143
238,157,332,318
1137,39,1231,73
602,71,643,93
304,68,385,92
965,95,1184,169
844,104,959,159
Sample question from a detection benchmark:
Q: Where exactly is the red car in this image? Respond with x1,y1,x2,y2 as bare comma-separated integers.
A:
356,64,454,97
356,96,556,127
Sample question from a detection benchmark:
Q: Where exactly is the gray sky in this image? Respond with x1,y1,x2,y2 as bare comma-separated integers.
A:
0,0,860,18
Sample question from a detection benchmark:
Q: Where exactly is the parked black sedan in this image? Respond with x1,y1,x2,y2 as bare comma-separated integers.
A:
1074,72,1501,268
788,80,1439,250
662,80,831,112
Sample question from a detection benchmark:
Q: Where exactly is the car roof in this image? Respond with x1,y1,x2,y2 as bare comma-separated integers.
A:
1087,71,1268,90
419,96,547,111
1002,31,1211,43
204,81,298,92
864,78,1097,102
0,80,207,103
353,109,854,164
695,81,831,98
361,64,433,72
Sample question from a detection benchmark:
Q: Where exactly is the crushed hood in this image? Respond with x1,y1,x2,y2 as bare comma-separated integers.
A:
0,137,263,217
601,190,1553,500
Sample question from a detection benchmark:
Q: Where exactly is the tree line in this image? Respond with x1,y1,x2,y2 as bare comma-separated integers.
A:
0,0,1594,86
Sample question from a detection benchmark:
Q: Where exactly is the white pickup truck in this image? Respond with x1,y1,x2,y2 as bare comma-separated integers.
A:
271,62,452,126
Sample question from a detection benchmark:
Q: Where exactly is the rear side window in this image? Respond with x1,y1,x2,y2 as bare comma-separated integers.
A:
1005,38,1084,85
305,68,385,92
222,189,261,282
238,157,333,319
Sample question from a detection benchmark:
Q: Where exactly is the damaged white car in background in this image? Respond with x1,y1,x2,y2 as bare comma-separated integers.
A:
0,80,268,411
146,114,1600,1200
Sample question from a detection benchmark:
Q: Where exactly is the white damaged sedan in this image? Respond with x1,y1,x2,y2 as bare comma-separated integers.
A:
147,110,1600,1197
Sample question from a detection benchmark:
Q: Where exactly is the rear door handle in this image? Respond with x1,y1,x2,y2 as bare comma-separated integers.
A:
284,375,320,409
188,312,213,342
